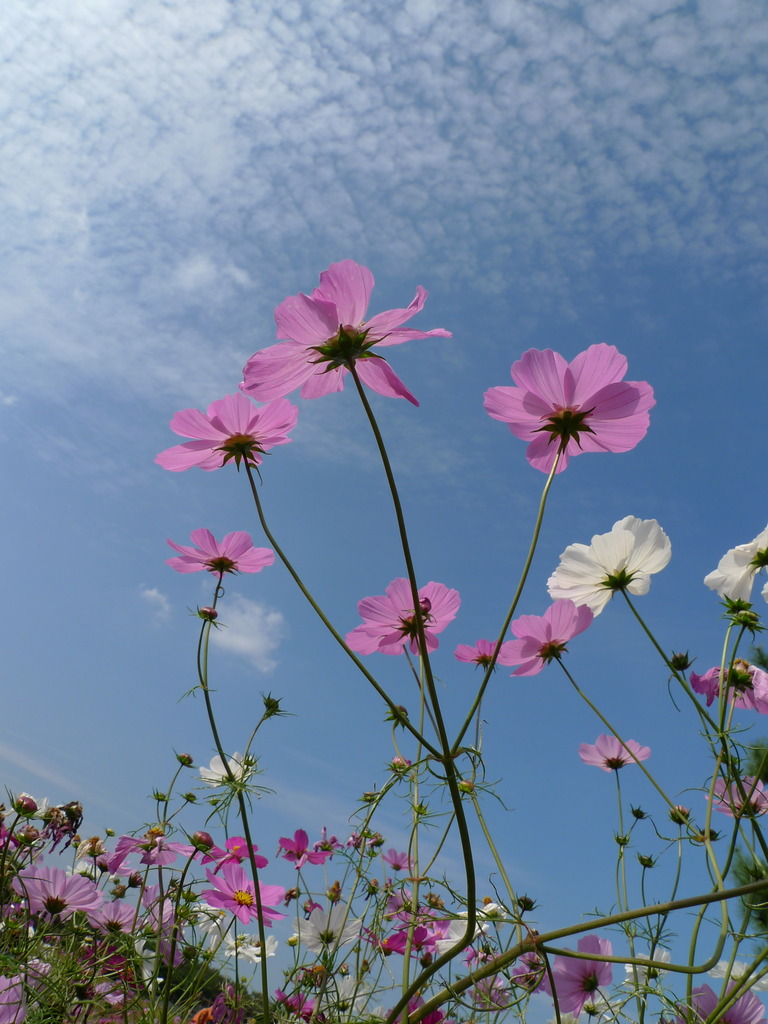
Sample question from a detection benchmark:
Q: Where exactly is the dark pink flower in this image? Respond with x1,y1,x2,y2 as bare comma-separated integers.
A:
156,393,298,472
166,529,274,575
109,830,194,872
201,836,268,874
241,260,450,407
484,344,655,474
539,934,613,1016
454,638,518,668
579,734,651,772
13,865,103,921
201,861,285,926
346,578,460,656
278,830,331,869
675,983,765,1024
504,600,593,676
691,661,768,713
713,776,768,818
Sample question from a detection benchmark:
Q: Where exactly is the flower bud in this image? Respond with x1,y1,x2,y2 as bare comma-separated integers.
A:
128,872,143,888
176,753,194,767
457,779,475,794
637,854,656,868
13,793,37,816
670,651,693,671
191,830,214,852
198,607,218,621
669,805,690,825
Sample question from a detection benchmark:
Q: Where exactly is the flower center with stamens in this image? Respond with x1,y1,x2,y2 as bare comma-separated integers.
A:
205,556,237,574
44,896,68,915
310,323,378,370
535,406,596,449
398,598,433,640
537,641,566,663
233,888,254,907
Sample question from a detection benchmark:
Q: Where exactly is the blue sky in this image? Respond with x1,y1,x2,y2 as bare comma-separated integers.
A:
2,0,768,1008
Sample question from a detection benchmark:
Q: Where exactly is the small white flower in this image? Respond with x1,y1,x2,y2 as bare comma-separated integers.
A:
191,903,230,944
704,526,768,603
548,516,671,615
297,903,362,954
222,933,278,965
198,752,252,786
708,959,768,991
320,976,371,1019
624,949,670,984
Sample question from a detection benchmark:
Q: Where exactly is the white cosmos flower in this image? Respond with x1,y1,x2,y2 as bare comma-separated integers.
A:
624,949,670,983
708,960,768,991
704,525,768,603
547,516,671,615
222,933,278,964
297,903,362,954
198,752,252,786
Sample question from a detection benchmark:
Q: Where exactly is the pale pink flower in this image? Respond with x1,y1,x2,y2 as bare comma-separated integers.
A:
166,529,274,575
713,776,768,818
201,861,285,927
155,393,298,471
484,344,654,473
504,600,593,676
382,849,413,872
346,578,460,656
690,661,768,713
675,983,765,1024
241,260,450,406
13,865,103,920
704,526,768,604
578,734,651,772
454,638,518,668
539,934,613,1016
0,975,25,1024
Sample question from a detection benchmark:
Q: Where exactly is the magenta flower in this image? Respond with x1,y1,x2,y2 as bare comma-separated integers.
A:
241,260,450,407
278,829,331,869
454,638,518,668
539,934,613,1016
675,983,765,1024
690,661,768,713
578,734,651,771
713,776,768,818
504,600,593,676
13,865,103,921
156,393,298,472
201,836,268,874
109,830,194,872
346,578,460,656
166,529,274,575
201,861,285,926
484,344,655,474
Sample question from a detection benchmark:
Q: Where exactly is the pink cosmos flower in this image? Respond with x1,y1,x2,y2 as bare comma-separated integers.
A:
484,344,655,474
166,529,274,575
713,776,768,818
241,260,451,407
278,830,331,869
87,900,139,933
109,830,195,872
201,861,285,926
690,661,768,713
13,865,103,921
504,600,593,676
201,836,268,874
382,849,413,872
0,975,25,1024
539,934,613,1016
578,734,651,772
675,983,766,1024
155,393,298,472
454,638,518,668
346,578,461,656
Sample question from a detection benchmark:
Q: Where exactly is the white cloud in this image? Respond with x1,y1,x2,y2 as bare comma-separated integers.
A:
139,585,171,621
210,594,286,672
